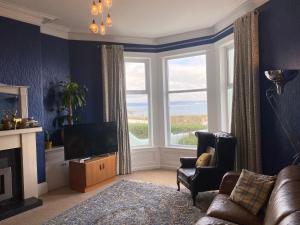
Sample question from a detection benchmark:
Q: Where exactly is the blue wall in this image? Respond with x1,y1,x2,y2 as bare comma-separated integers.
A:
69,41,103,124
42,34,70,133
259,0,300,175
0,16,45,183
0,17,70,183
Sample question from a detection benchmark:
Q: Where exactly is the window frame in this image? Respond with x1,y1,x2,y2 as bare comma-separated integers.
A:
163,51,208,149
125,57,153,149
224,45,234,131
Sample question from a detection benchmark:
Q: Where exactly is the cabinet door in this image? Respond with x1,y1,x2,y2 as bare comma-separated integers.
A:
85,159,106,186
103,155,116,179
46,148,69,191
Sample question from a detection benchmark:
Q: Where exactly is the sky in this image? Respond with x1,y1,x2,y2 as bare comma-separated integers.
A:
125,54,207,103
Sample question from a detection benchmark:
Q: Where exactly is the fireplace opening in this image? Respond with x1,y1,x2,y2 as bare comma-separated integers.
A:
0,148,42,220
0,148,22,205
0,167,13,201
0,175,4,194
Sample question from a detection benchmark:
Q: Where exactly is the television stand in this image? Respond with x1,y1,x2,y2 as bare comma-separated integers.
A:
69,153,117,193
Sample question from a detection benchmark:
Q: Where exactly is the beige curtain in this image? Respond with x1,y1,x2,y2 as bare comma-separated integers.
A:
102,45,131,175
231,11,262,173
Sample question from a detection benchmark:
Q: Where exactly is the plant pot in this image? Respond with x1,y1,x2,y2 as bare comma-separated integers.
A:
45,141,53,150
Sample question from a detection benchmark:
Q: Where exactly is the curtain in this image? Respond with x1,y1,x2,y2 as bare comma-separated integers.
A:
231,11,262,173
102,45,131,175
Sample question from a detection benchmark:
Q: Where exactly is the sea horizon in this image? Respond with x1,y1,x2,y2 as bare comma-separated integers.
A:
128,100,207,116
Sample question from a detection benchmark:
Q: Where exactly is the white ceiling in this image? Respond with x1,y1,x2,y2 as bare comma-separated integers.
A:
6,0,250,38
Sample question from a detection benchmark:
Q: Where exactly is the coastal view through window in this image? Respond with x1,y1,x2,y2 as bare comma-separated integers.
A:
167,54,208,146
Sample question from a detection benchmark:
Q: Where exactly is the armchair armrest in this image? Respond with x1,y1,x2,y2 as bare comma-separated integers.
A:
180,157,197,168
219,172,240,195
191,166,219,190
194,166,218,176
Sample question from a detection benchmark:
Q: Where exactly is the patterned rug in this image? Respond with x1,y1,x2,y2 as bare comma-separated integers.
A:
44,180,216,225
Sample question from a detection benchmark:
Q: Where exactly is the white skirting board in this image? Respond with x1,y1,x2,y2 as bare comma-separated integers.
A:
38,182,48,196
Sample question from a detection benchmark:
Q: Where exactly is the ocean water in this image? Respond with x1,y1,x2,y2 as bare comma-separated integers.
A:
127,101,207,116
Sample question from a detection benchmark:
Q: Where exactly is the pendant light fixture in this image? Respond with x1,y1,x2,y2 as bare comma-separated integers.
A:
89,0,112,35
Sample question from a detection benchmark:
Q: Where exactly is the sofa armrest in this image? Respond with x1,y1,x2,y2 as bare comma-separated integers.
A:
219,172,240,195
180,157,197,168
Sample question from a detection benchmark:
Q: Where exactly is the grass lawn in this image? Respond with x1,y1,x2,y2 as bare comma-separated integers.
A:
128,115,208,145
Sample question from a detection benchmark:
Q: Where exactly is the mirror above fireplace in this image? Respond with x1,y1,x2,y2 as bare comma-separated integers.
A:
0,83,28,119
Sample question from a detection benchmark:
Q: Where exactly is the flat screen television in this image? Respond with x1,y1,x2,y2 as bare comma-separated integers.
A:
63,122,118,161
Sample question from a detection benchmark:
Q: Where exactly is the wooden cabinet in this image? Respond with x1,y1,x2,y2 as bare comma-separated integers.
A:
69,154,116,193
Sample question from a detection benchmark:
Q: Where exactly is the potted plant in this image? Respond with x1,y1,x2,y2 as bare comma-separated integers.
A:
60,81,87,125
53,81,87,126
51,81,87,143
44,130,53,150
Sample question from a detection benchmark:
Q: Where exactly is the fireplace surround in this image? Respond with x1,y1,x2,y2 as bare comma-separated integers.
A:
0,84,42,220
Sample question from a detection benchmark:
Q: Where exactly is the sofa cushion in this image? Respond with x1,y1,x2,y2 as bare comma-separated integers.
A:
230,169,276,215
196,216,238,225
207,194,262,225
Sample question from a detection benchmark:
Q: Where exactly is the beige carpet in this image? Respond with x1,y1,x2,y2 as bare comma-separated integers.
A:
2,169,180,225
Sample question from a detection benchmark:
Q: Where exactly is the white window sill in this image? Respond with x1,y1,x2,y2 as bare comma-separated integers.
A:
161,146,197,151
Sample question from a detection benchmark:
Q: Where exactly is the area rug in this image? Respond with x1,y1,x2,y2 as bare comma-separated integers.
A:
44,180,216,225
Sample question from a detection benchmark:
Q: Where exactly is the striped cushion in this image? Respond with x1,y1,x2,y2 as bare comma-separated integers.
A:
230,169,276,215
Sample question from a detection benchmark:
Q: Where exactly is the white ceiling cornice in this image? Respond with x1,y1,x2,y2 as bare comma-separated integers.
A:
0,0,269,44
213,0,269,33
0,0,55,26
68,32,157,45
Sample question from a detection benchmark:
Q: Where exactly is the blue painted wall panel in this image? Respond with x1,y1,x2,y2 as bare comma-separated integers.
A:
41,34,70,134
259,0,300,174
0,16,45,182
69,40,103,124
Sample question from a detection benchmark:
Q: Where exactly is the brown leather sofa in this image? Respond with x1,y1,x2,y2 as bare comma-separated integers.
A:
196,165,300,225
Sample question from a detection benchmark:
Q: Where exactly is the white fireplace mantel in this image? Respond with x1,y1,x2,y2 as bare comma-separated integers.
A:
0,127,42,199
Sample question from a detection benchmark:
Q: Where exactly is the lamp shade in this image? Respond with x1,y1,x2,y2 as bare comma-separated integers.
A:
265,70,299,95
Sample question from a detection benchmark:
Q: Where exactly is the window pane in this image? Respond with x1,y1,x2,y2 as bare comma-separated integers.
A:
127,94,149,146
169,92,208,146
125,62,146,90
168,55,206,91
227,87,233,129
227,48,234,85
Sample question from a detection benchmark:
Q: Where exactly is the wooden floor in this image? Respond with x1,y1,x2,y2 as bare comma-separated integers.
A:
1,169,180,225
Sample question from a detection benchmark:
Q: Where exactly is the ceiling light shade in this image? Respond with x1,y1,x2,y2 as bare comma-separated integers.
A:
89,0,112,35
106,13,112,27
100,21,106,35
91,1,99,15
106,0,112,8
97,0,103,14
89,20,99,33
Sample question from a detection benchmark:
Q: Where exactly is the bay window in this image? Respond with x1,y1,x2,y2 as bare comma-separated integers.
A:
165,54,208,147
125,58,152,148
225,47,234,129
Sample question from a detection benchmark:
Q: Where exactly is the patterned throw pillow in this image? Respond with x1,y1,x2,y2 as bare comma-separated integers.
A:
230,169,276,215
195,153,212,167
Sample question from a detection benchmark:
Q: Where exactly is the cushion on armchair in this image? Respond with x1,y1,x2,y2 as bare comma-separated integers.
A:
196,153,212,167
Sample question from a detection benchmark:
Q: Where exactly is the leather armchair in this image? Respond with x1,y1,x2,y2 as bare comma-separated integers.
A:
177,131,236,205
